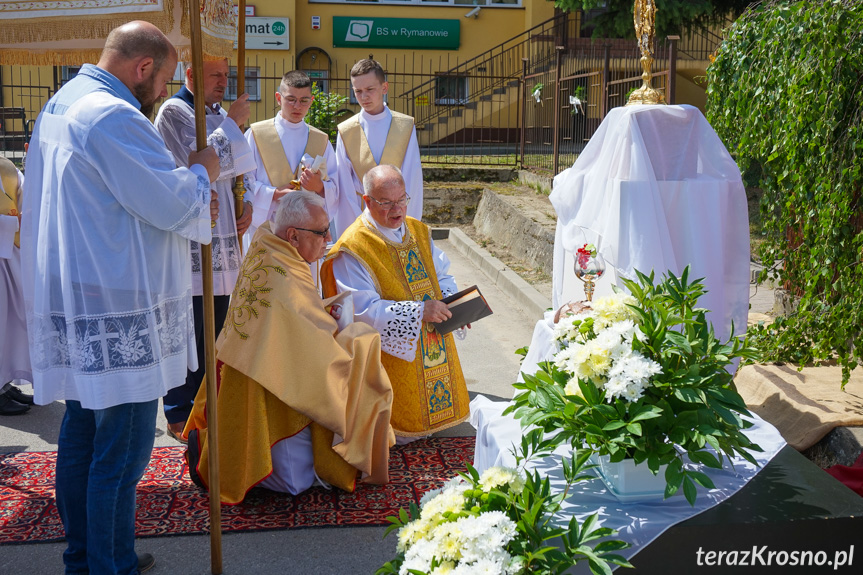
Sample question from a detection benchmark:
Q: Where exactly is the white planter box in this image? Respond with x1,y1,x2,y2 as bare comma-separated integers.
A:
590,454,668,503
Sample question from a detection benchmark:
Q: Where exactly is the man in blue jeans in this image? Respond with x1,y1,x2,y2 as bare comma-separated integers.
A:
22,21,219,574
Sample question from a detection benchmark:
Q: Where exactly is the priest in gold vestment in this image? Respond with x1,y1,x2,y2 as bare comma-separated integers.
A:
185,191,395,503
321,165,470,439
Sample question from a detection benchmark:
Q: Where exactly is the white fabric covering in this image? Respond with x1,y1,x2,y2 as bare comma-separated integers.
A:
258,427,316,495
22,64,212,409
1,167,31,384
329,210,457,360
550,104,750,342
470,395,786,572
155,95,255,296
333,105,423,238
243,114,339,243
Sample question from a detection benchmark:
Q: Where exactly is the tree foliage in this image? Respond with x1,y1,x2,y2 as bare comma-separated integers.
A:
706,0,863,384
549,0,751,38
305,82,348,144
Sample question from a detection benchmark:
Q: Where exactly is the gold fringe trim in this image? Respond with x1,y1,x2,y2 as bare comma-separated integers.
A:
0,48,105,66
0,0,174,47
393,413,470,438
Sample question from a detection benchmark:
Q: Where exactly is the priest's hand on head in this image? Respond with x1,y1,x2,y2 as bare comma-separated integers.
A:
227,93,251,128
423,300,452,324
209,189,219,221
189,146,220,183
299,168,325,195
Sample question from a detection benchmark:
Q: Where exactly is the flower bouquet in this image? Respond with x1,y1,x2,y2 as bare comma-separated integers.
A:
505,267,762,505
377,433,632,575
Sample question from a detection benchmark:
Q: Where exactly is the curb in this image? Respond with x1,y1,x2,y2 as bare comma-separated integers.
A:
446,228,552,320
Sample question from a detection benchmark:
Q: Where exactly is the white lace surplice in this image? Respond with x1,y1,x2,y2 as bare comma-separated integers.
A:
155,97,254,296
330,211,456,360
22,64,212,409
332,105,423,238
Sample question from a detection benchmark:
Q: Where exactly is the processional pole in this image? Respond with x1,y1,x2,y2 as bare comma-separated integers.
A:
232,0,248,251
188,1,223,573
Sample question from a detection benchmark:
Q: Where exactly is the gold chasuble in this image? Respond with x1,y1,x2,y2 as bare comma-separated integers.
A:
337,111,414,184
321,215,470,436
0,158,21,248
249,119,330,187
185,222,395,504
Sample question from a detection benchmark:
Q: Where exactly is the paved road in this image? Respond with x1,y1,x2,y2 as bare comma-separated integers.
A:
0,233,540,575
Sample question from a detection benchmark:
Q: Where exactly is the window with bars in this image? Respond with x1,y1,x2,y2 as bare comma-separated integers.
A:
227,67,262,101
434,75,468,105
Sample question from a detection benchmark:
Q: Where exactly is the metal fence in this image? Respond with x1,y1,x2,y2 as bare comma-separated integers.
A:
1,10,717,175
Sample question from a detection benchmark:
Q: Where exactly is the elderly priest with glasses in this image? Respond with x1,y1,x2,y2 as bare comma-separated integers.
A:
321,164,470,442
184,191,395,502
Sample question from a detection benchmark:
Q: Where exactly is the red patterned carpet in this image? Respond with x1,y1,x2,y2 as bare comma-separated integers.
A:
0,437,473,544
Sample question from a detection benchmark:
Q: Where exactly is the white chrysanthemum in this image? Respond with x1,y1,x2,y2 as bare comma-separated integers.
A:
431,561,456,575
591,293,639,330
479,467,522,493
421,490,466,519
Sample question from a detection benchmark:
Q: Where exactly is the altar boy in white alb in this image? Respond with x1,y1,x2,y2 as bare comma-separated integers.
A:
155,58,255,441
332,59,423,238
244,70,339,243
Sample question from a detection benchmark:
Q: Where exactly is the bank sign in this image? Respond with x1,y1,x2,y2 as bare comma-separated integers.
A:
333,17,459,50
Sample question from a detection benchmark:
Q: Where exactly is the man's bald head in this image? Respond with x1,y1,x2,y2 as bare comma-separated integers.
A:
101,21,174,74
98,21,178,117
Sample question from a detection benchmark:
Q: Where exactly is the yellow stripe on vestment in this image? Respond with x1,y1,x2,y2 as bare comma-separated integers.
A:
337,111,414,189
249,119,329,188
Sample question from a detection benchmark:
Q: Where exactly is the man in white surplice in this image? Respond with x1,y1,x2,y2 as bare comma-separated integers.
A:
154,58,255,441
0,158,33,416
331,59,423,238
21,21,220,573
243,70,338,244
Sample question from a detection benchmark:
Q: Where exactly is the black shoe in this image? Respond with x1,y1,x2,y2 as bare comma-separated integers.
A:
5,385,34,405
186,428,206,490
137,552,155,573
0,393,29,415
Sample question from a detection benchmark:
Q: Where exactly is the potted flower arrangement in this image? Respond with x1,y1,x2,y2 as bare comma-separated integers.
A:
377,433,632,575
505,267,762,505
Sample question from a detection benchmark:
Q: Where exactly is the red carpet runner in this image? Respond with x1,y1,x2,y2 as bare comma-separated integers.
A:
0,437,474,544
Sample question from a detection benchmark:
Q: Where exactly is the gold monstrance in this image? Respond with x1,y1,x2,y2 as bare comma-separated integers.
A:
626,0,667,106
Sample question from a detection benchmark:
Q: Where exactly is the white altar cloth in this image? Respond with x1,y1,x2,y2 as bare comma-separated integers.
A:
470,395,787,570
550,104,749,343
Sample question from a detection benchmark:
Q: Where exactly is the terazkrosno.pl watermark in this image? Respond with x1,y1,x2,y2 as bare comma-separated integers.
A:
695,545,855,569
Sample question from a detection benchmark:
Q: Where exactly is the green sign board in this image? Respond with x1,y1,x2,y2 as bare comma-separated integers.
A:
333,17,459,50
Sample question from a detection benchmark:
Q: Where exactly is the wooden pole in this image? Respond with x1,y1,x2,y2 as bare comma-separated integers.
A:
188,1,223,573
232,0,247,247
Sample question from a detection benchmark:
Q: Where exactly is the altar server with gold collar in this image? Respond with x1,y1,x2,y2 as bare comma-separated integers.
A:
321,165,469,440
332,59,423,238
244,70,338,243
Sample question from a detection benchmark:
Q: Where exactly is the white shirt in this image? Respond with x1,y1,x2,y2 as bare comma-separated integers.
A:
22,64,212,409
244,114,339,242
155,89,255,296
333,105,423,238
329,210,456,360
